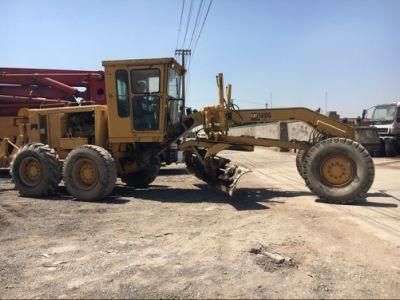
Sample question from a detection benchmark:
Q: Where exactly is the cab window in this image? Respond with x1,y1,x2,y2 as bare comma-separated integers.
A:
131,68,160,131
167,68,183,123
168,68,180,99
115,70,129,117
131,69,160,94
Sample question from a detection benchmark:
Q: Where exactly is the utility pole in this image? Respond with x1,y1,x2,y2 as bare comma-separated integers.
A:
175,49,191,121
270,92,273,108
325,91,328,114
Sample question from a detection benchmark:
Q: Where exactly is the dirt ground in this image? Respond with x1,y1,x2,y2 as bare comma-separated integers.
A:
0,148,399,299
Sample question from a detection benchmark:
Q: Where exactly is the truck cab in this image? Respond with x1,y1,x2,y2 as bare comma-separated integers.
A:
369,102,400,156
370,102,400,136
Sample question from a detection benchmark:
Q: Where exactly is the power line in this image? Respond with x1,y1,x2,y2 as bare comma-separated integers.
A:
181,0,213,106
187,0,211,70
188,0,205,49
192,0,213,55
175,0,186,51
182,0,194,47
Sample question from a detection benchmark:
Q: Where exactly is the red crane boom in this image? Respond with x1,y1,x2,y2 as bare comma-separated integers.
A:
0,67,106,116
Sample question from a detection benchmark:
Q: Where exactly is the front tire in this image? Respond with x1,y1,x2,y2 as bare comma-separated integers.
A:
10,143,61,197
295,150,307,179
302,138,374,204
63,145,116,201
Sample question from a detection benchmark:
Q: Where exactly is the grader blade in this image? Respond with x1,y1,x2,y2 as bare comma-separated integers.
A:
184,149,251,196
216,164,251,196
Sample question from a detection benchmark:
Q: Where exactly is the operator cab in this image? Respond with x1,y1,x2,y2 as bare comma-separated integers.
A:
102,58,184,143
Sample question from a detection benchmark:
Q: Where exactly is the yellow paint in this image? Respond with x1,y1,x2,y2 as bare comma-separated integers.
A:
0,116,19,141
19,156,42,186
320,155,355,187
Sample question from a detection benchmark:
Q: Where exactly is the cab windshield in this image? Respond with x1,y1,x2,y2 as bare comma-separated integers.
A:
371,104,397,122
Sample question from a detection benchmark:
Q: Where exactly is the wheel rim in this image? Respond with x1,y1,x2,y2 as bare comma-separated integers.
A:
320,155,356,187
19,157,42,187
72,158,98,190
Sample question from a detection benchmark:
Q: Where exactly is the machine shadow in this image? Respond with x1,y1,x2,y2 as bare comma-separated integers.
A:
18,186,399,209
356,201,398,208
111,183,313,211
31,186,131,204
158,168,189,176
7,179,397,209
230,186,313,210
11,184,312,210
315,192,399,208
0,169,11,178
376,190,400,202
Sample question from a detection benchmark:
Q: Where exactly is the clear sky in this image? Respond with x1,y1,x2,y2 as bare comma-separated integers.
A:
1,0,399,116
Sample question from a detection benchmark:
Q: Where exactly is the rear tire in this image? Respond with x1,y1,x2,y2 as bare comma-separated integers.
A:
10,143,61,197
121,160,160,188
302,138,374,204
63,145,116,201
295,150,307,179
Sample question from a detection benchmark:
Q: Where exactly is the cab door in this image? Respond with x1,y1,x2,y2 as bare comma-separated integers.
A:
129,67,163,135
104,64,166,143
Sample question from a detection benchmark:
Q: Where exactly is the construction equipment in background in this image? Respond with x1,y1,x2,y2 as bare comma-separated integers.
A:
0,67,106,168
0,66,179,168
361,102,400,157
319,111,381,157
354,126,382,157
0,57,375,204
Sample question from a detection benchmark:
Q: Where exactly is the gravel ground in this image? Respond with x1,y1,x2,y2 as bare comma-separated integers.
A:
0,148,399,299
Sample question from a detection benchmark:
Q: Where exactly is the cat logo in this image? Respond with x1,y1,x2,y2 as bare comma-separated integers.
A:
250,111,272,121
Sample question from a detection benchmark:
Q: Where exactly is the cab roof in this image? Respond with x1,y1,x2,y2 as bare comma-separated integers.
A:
102,57,183,74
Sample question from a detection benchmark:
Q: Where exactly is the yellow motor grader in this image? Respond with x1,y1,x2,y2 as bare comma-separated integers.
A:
0,57,374,204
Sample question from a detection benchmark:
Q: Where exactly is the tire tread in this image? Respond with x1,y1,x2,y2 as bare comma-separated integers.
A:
302,138,374,204
63,145,116,201
10,143,61,197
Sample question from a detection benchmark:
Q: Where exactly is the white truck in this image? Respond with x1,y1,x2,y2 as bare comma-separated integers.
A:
362,102,400,156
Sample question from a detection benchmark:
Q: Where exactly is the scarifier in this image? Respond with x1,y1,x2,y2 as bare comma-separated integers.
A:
0,57,374,204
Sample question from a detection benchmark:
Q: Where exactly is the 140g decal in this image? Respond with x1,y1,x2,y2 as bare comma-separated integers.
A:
250,111,272,121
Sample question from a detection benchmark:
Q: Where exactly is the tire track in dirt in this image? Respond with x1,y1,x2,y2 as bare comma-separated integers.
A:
265,160,400,240
330,205,400,239
229,150,400,243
